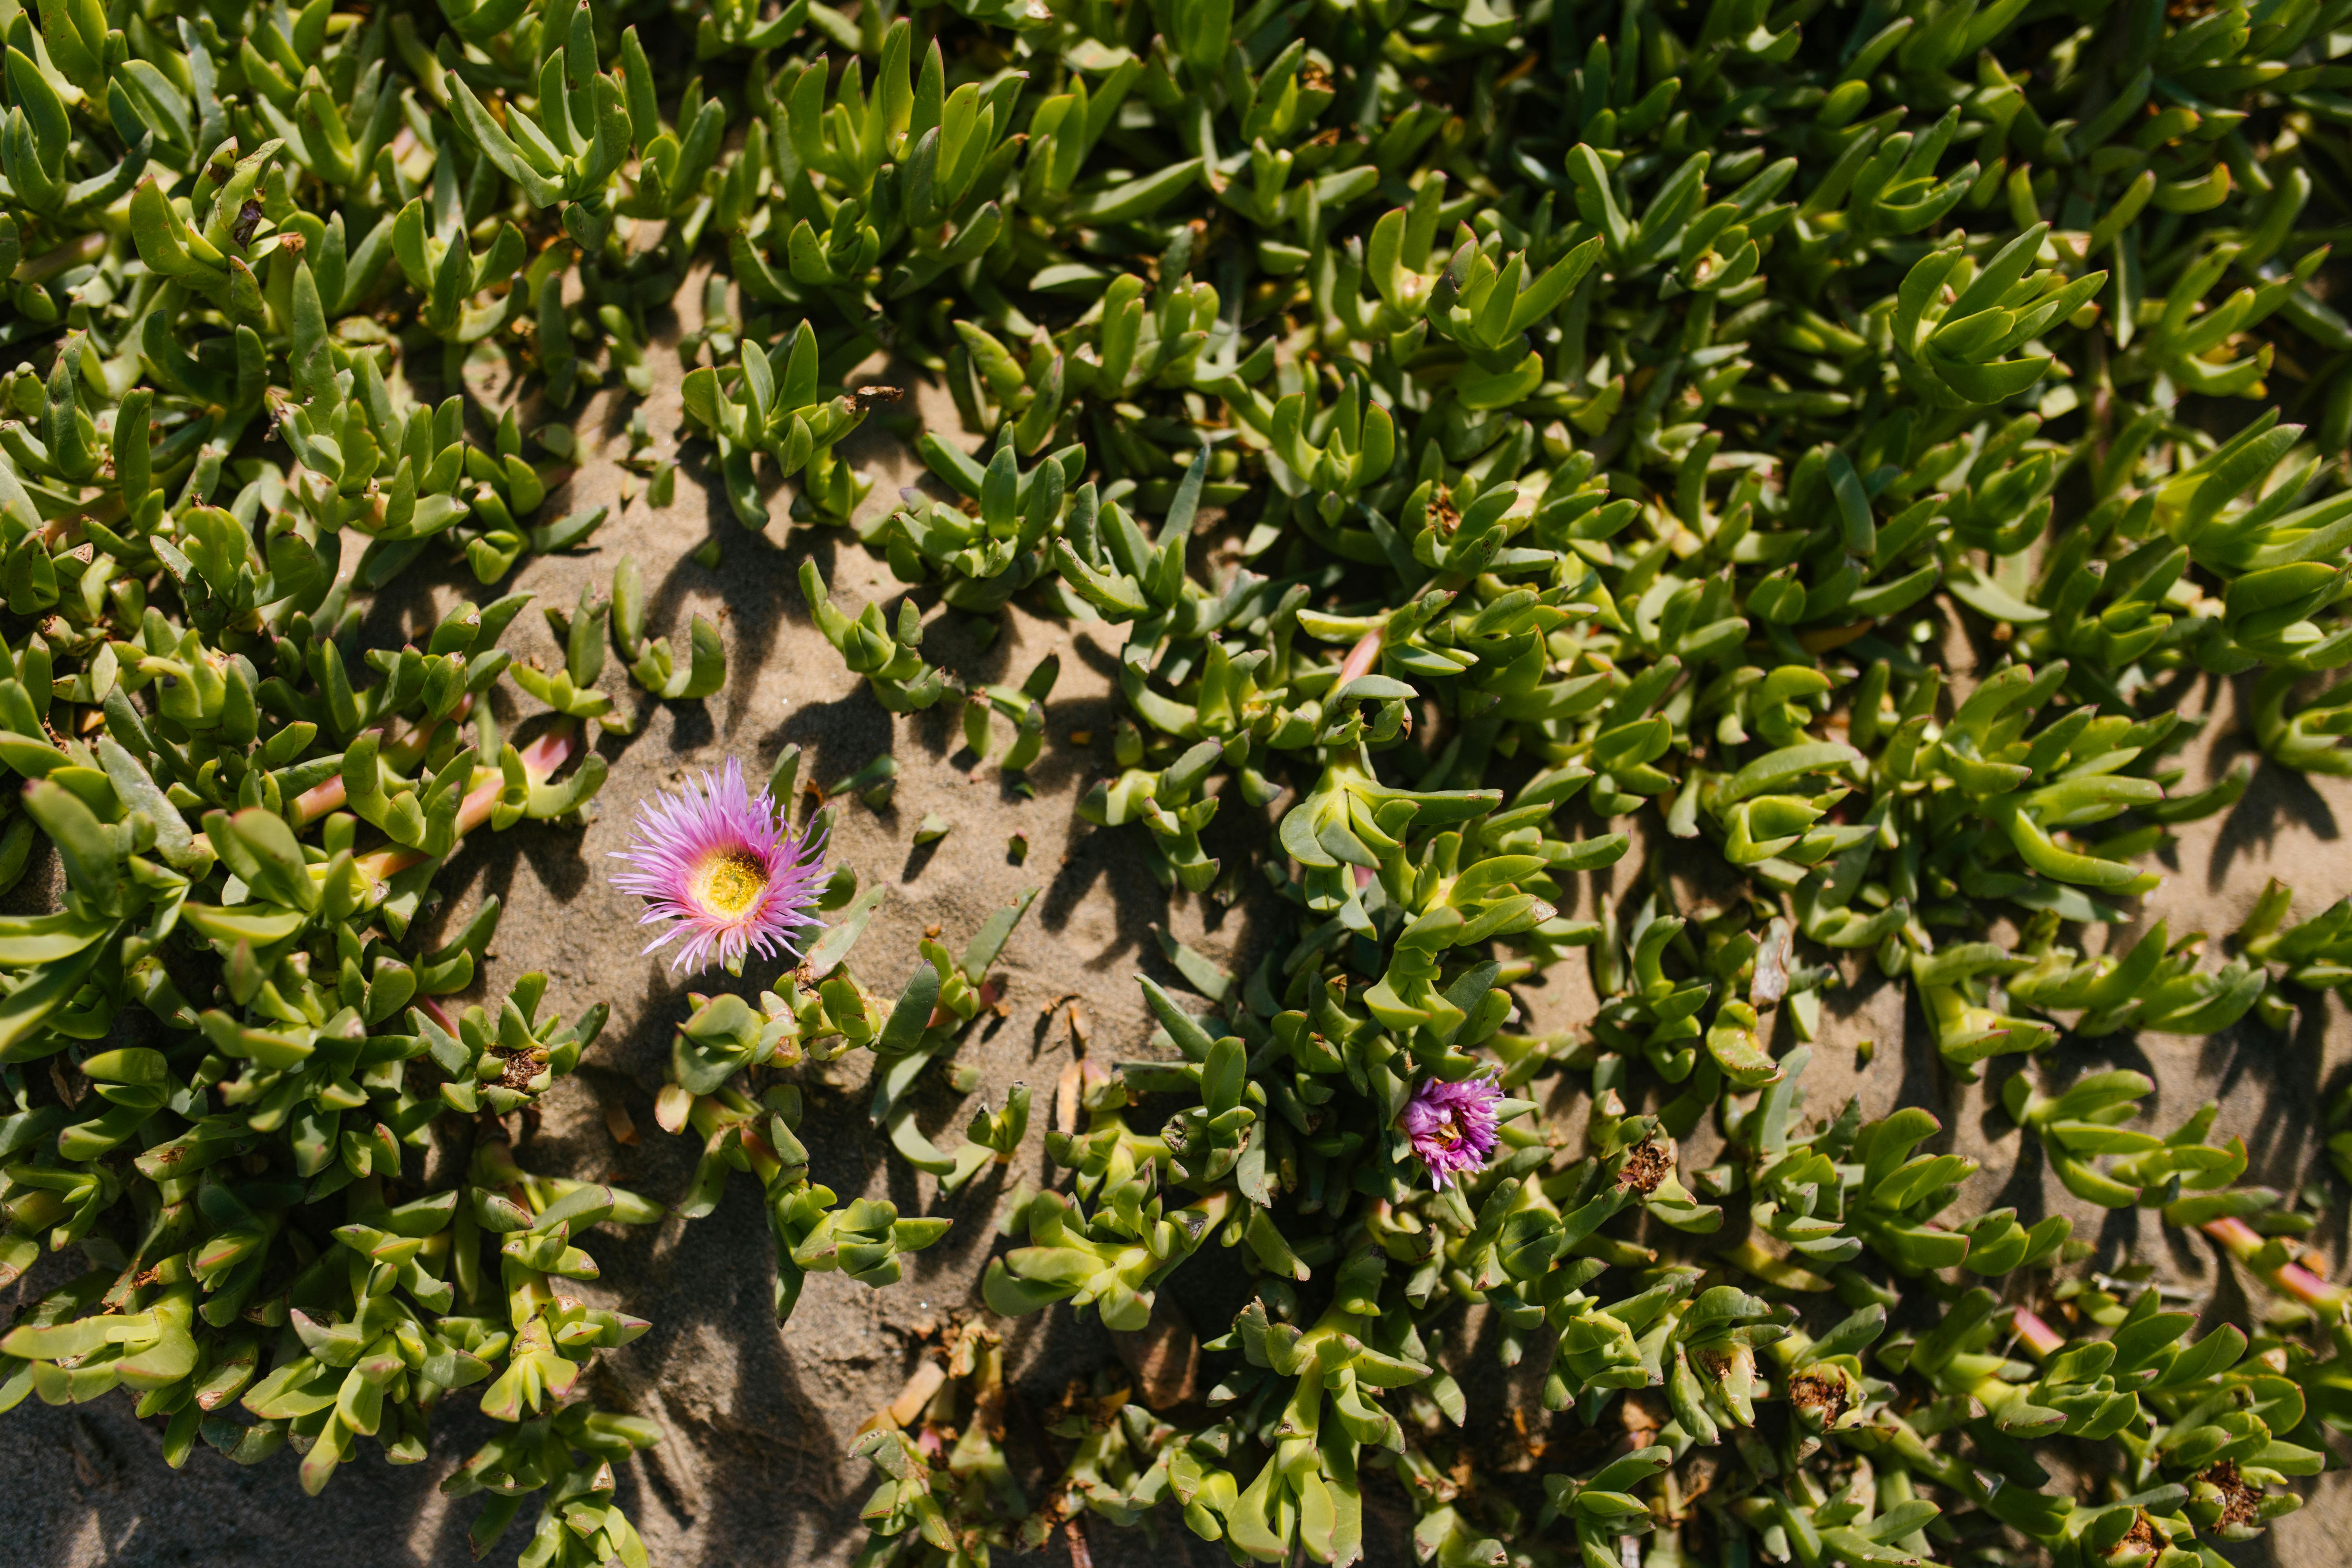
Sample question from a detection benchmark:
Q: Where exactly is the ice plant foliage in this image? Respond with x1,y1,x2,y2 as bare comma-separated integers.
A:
7,0,2352,1564
611,759,826,974
1399,1073,1504,1189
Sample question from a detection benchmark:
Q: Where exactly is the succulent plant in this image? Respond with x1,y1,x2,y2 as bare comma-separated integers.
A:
14,0,2352,1560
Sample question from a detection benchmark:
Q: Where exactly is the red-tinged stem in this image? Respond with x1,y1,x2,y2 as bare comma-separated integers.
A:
735,1127,784,1182
2204,1216,2352,1313
2275,1261,2351,1314
356,723,582,883
416,996,457,1034
1336,628,1383,689
289,781,345,825
2009,1307,2066,1360
292,694,476,827
2205,1215,2263,1257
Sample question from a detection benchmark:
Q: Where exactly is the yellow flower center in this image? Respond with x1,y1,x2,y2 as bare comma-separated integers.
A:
693,849,768,916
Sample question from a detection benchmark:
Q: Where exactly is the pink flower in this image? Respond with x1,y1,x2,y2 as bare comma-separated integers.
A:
609,759,827,974
1400,1071,1503,1188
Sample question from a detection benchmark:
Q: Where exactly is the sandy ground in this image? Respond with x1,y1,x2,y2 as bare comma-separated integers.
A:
2,273,2348,1567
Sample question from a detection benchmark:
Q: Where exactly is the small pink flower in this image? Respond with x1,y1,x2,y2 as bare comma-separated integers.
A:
609,759,826,974
1400,1071,1503,1188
